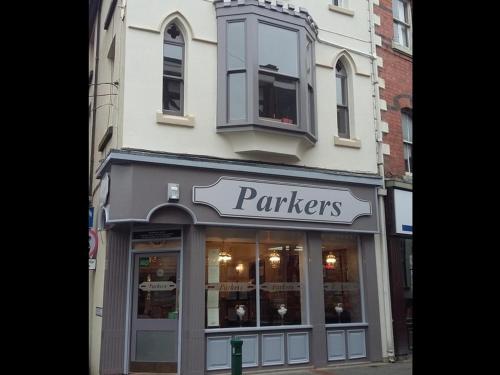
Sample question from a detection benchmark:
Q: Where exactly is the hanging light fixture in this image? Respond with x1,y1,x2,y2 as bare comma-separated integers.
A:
325,252,337,269
218,241,232,263
269,251,281,269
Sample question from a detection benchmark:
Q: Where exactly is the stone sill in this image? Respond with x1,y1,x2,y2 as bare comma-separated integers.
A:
392,41,413,57
328,4,354,17
156,111,195,127
334,136,361,148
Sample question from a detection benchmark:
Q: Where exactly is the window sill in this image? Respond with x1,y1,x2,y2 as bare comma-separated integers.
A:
325,323,369,328
333,136,361,148
156,111,195,127
328,4,354,17
392,41,413,57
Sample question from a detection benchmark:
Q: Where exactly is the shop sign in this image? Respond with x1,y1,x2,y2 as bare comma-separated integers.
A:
193,177,372,224
394,189,412,235
139,281,176,291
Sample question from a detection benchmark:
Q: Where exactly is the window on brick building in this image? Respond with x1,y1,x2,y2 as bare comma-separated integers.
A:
393,0,412,49
402,110,412,173
163,23,184,115
336,61,350,139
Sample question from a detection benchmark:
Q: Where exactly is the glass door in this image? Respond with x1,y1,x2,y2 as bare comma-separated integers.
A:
130,252,179,373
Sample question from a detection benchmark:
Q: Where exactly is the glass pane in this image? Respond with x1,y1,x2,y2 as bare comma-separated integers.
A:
258,23,298,77
163,78,181,112
164,44,183,77
393,23,399,43
401,26,409,47
228,72,246,121
336,75,348,106
322,233,362,324
165,23,184,43
258,230,306,326
402,112,412,142
227,22,245,70
136,330,177,362
258,73,297,124
404,144,412,172
137,255,178,319
308,86,315,133
205,228,257,328
306,40,312,85
337,107,349,138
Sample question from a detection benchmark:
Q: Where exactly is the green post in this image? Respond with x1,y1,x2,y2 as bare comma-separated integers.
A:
230,338,243,375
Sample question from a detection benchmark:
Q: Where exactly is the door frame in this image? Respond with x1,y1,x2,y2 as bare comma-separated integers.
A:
123,228,183,375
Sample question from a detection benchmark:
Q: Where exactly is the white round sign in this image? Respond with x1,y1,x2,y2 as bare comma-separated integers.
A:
89,228,98,258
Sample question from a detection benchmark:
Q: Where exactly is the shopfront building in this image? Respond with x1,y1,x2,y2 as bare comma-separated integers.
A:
96,149,384,374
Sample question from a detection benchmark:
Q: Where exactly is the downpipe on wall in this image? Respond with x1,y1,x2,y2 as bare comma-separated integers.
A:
367,0,396,363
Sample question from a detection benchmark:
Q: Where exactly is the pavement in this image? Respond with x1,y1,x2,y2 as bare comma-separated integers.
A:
244,359,412,375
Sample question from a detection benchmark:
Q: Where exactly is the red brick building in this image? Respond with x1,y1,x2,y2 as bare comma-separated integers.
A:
374,0,413,359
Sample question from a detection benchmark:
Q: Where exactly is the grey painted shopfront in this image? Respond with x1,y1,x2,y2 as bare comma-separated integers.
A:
97,149,384,375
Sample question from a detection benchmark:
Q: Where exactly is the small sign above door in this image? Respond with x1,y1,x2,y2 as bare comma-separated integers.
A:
132,229,181,240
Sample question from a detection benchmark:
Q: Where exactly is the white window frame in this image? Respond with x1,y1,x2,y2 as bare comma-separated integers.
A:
392,0,412,52
402,110,412,174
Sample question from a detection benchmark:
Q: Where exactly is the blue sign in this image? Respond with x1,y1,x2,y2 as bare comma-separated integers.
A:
89,207,94,228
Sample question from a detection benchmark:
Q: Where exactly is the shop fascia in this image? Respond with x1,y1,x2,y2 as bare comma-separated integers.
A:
194,177,371,224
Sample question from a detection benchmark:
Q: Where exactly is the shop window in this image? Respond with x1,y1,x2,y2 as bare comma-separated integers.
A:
215,2,318,143
205,228,307,329
322,233,363,324
163,23,184,115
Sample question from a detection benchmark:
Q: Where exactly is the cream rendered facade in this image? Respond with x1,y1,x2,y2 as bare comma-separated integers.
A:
89,0,394,373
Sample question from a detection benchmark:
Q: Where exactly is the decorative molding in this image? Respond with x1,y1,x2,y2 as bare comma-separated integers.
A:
206,336,231,370
373,13,381,26
378,77,385,89
376,56,383,67
261,333,285,366
380,121,389,133
379,99,387,111
287,332,310,364
382,143,390,155
327,330,346,361
374,35,382,46
347,329,367,359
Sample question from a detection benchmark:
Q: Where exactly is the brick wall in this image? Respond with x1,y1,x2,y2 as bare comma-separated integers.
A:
375,0,412,179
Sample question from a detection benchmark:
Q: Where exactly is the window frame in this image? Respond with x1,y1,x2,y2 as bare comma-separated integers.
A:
335,60,351,139
392,0,412,50
401,110,413,173
163,23,185,116
215,5,318,143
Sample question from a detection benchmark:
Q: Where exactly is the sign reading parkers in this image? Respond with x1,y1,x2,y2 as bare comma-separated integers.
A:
193,177,372,224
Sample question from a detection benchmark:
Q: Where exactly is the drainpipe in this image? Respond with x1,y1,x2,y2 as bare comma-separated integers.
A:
89,0,102,198
367,0,396,362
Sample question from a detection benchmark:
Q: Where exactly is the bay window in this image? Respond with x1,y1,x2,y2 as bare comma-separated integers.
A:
215,2,318,143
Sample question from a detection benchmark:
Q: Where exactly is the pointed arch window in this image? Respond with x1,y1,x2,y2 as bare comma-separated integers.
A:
336,61,350,139
163,23,184,115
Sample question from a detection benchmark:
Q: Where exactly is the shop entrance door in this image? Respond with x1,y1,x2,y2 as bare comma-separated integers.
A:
130,252,180,373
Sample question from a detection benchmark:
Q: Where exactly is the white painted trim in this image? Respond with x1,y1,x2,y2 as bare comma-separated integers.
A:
156,111,195,127
373,14,381,26
261,333,285,366
328,4,354,17
376,56,383,67
374,35,382,46
378,78,385,89
379,99,387,111
287,332,310,364
380,121,389,133
325,323,368,328
334,136,362,148
128,24,160,34
392,41,413,56
382,143,390,155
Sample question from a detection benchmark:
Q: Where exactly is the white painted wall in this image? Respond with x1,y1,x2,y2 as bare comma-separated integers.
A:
119,0,379,173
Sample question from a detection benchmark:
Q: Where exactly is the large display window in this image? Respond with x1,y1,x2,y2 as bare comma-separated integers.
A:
322,233,363,324
205,228,308,328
